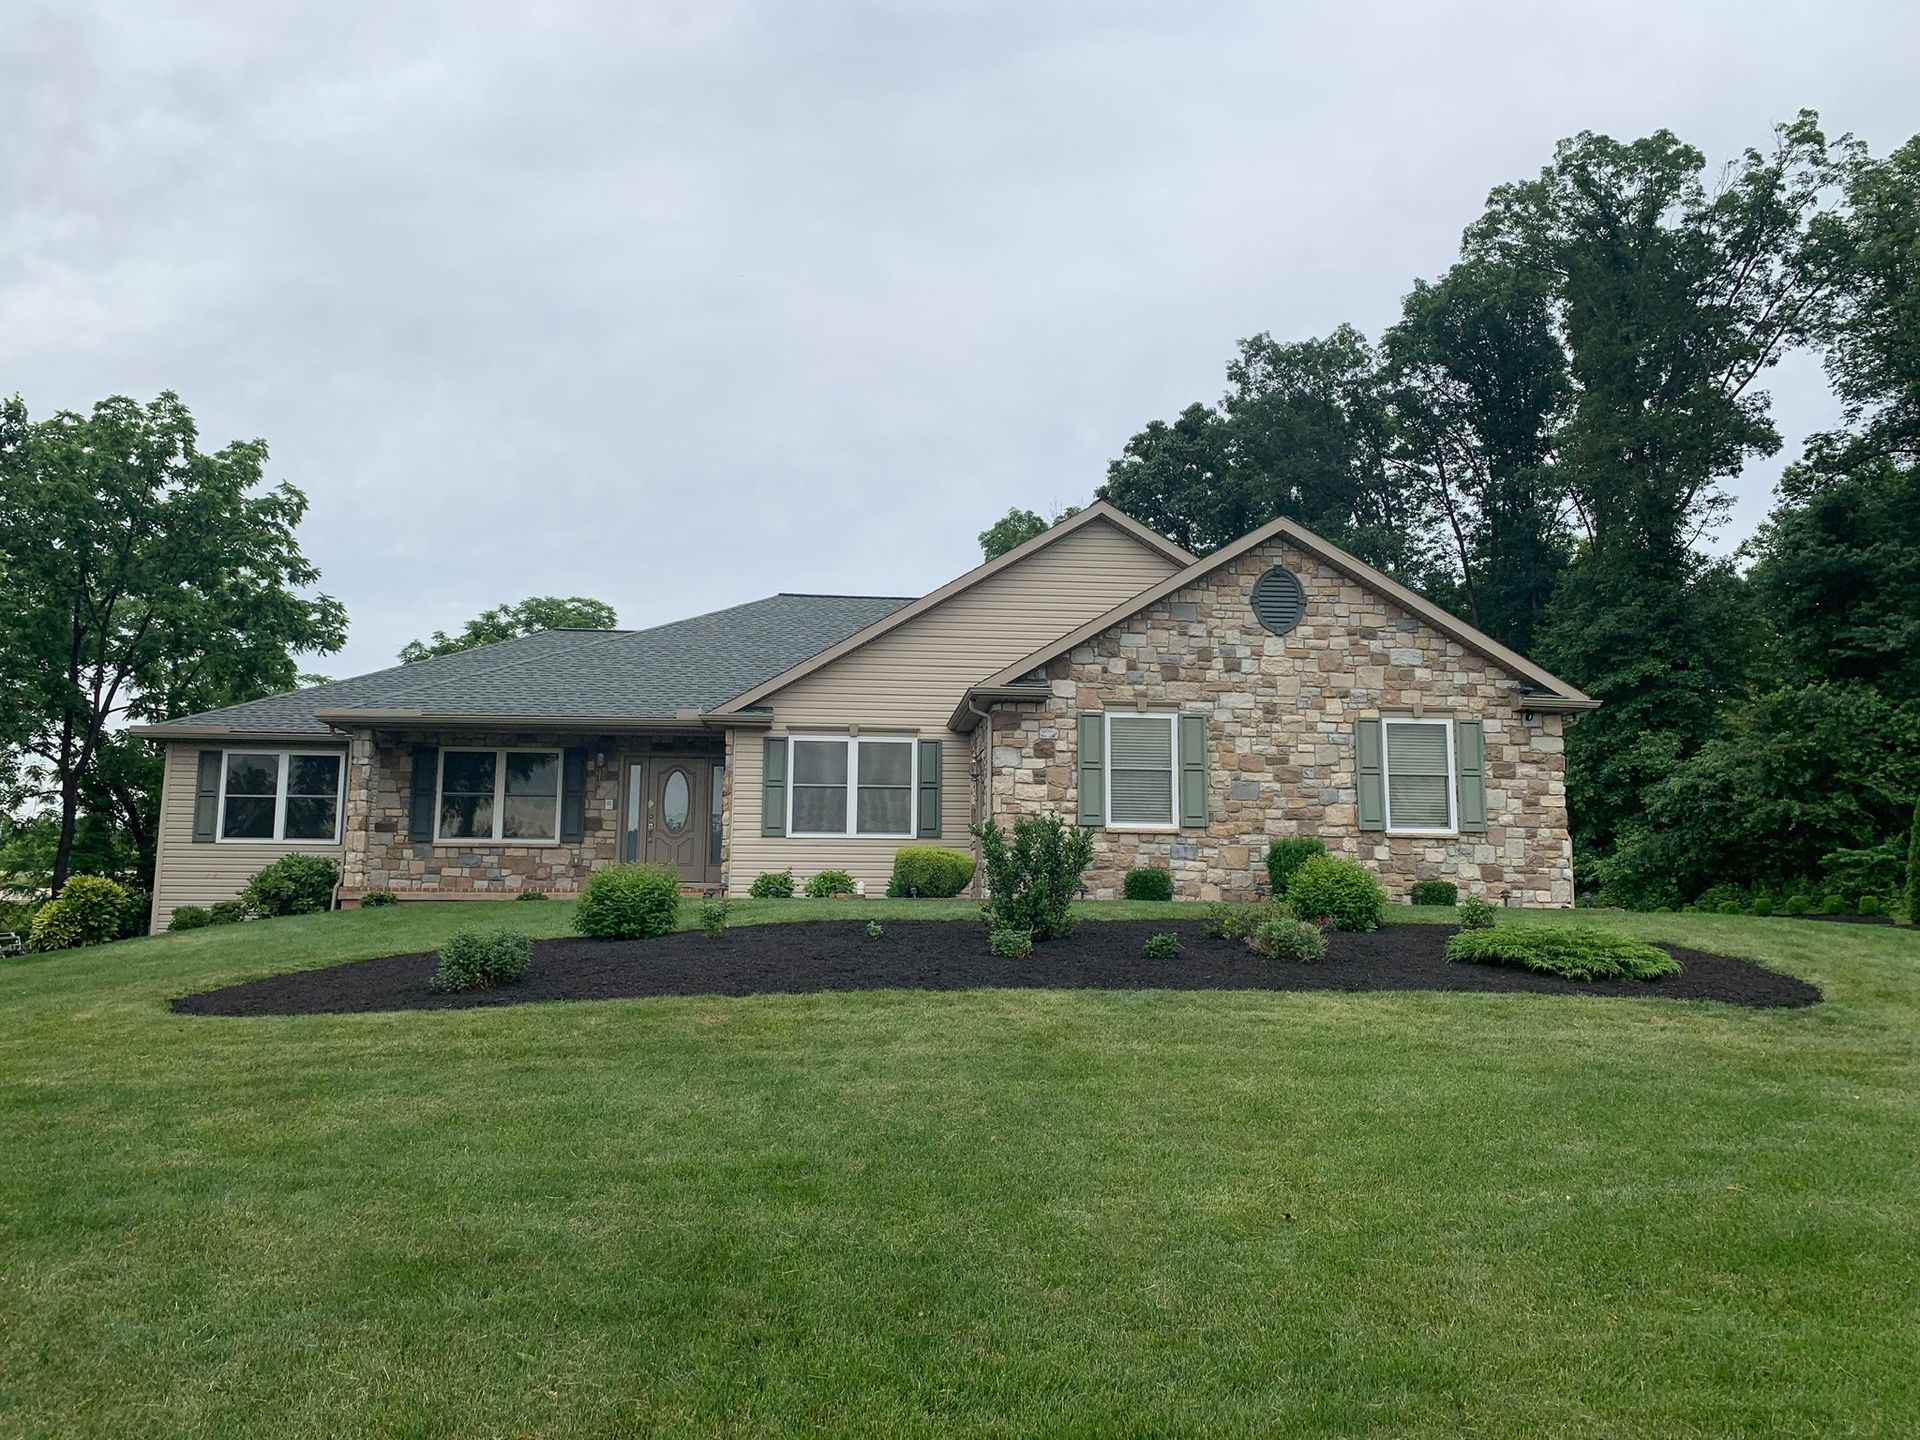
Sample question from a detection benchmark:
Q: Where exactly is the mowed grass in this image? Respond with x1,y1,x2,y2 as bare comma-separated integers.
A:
3,900,1918,1438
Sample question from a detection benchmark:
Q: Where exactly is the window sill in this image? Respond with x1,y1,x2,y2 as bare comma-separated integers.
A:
1104,824,1181,834
216,836,342,845
786,833,915,841
1385,829,1460,839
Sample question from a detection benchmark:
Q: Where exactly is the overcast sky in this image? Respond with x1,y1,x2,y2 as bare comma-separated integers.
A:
4,1,1915,680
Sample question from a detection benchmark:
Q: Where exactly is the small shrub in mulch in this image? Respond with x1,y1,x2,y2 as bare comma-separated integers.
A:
697,898,730,940
1143,931,1181,959
1446,925,1679,983
866,920,884,940
577,864,681,940
988,928,1034,959
1285,856,1387,932
1458,895,1497,931
429,928,531,993
1248,916,1325,964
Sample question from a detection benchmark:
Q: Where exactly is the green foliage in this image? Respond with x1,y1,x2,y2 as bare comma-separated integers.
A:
27,875,130,951
1284,855,1387,932
1446,925,1680,982
1821,895,1850,915
575,864,681,940
1820,840,1906,904
1264,836,1326,897
866,920,884,940
1458,895,1498,931
1750,897,1775,917
886,846,975,898
1248,915,1327,964
802,869,857,899
748,870,794,899
1122,867,1174,902
168,905,211,931
399,596,618,663
1782,894,1812,916
1143,931,1182,960
1858,895,1883,916
360,890,398,908
514,890,549,902
988,927,1033,959
429,927,532,993
241,854,340,918
973,813,1094,943
1202,903,1264,941
977,505,1081,561
1694,883,1747,912
1409,880,1458,906
1716,901,1744,916
697,897,730,940
1909,795,1920,922
208,899,247,925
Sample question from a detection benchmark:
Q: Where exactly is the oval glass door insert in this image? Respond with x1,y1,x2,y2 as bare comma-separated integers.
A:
662,769,691,834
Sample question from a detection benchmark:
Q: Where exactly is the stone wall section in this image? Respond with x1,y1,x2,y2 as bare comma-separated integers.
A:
985,536,1574,905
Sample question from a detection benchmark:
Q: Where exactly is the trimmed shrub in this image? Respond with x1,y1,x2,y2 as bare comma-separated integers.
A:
974,813,1093,943
1202,903,1264,941
576,863,682,940
168,905,212,931
748,870,795,899
208,899,248,925
1694,882,1746,913
360,890,399,908
1782,894,1812,915
1248,916,1327,963
802,869,857,898
28,876,130,952
1144,931,1181,960
1820,894,1849,915
1410,880,1458,907
429,927,532,992
1716,901,1744,916
1749,896,1775,917
989,927,1033,959
1123,867,1174,902
886,845,975,898
1284,855,1387,933
866,919,884,939
514,890,550,902
1858,894,1883,916
1447,925,1680,982
241,854,339,918
1458,894,1497,931
1265,836,1326,897
697,897,730,939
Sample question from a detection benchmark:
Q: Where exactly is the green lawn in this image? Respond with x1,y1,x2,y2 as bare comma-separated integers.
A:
3,900,1917,1438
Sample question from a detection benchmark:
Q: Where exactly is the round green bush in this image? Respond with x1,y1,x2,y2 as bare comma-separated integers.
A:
1749,896,1774,916
697,897,731,939
1716,901,1744,916
359,890,399,908
748,870,795,900
241,853,340,917
1409,880,1458,907
208,899,247,925
988,927,1033,958
1123,867,1174,902
1284,855,1387,932
802,869,857,898
168,905,213,931
1143,930,1182,959
1265,836,1325,897
28,876,130,952
1820,894,1849,915
1248,915,1327,963
1782,894,1812,915
430,927,532,992
1858,894,1883,916
576,863,682,940
1457,894,1498,931
886,845,975,898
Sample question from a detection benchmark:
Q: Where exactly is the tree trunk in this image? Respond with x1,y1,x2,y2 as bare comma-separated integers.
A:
51,771,80,896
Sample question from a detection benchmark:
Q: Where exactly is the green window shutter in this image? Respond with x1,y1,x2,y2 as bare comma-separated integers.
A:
559,746,588,843
192,750,223,842
1178,714,1210,827
762,737,788,837
1456,719,1487,834
1076,713,1104,827
917,739,942,837
1355,719,1385,831
409,745,438,843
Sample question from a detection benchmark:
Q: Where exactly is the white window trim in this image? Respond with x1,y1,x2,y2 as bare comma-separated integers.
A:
435,747,564,846
786,734,917,839
216,749,345,844
1104,711,1179,832
1381,716,1457,836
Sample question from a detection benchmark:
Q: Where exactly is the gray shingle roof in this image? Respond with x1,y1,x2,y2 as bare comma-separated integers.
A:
144,593,913,735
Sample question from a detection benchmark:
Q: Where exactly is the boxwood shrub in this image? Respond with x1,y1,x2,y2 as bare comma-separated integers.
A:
241,854,340,918
1265,836,1325,897
1749,896,1775,917
1409,880,1458,907
576,863,682,940
1446,925,1679,982
1123,867,1174,902
1782,894,1812,915
28,876,130,952
1858,894,1883,916
886,845,975,898
1284,855,1387,932
1716,900,1744,915
974,813,1092,942
1820,894,1849,915
802,869,857,898
429,927,532,992
168,905,212,931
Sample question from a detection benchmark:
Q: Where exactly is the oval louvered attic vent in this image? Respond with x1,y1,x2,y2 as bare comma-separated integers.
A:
1250,565,1306,635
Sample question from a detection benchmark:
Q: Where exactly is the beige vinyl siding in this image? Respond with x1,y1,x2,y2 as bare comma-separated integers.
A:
150,742,346,928
728,519,1178,892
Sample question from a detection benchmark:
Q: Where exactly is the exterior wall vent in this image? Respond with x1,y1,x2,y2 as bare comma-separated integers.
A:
1250,565,1305,635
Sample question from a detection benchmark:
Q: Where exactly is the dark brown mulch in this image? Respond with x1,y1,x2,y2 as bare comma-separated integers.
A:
171,920,1820,1017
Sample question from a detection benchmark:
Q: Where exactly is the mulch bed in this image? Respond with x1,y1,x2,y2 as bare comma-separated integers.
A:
172,919,1820,1017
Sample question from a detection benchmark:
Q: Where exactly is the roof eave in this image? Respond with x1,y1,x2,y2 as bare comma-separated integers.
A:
948,684,1054,733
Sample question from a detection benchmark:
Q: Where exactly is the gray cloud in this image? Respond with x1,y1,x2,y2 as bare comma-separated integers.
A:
4,0,1913,678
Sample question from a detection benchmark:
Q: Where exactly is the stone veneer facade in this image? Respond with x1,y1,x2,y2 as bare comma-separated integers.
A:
340,730,723,895
984,535,1575,906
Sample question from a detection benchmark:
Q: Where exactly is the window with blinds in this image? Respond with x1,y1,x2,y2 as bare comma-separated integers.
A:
1383,718,1455,832
1106,713,1176,826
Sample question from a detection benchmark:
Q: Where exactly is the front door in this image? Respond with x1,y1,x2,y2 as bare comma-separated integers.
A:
626,759,710,882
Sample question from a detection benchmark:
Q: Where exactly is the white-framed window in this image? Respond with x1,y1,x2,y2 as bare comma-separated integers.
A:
1105,712,1178,829
436,748,562,843
788,735,916,837
1382,717,1456,834
218,751,343,843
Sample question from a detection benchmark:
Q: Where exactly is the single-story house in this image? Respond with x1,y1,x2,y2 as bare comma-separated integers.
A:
134,503,1593,927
